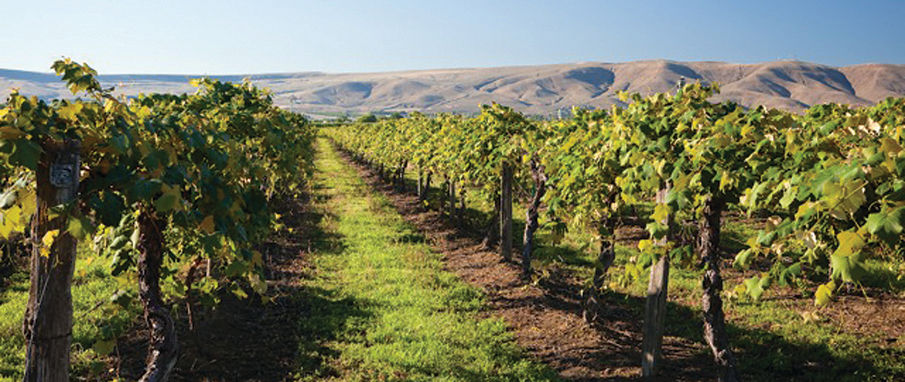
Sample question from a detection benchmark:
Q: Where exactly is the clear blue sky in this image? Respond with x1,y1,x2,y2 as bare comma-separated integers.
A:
3,0,904,74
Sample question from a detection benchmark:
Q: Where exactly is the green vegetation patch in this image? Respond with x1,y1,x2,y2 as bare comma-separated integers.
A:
294,138,556,381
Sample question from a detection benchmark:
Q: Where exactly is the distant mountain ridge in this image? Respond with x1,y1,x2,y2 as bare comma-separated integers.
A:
2,60,905,116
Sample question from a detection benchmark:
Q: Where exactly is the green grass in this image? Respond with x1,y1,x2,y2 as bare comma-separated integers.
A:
0,250,139,381
294,138,557,381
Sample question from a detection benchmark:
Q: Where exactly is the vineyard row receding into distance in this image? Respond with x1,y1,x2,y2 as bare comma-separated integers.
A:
327,85,905,381
0,59,904,381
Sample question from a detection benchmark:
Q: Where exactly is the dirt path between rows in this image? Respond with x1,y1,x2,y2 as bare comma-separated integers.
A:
339,152,716,382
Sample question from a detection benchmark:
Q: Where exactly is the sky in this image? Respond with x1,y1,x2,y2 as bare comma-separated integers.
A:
2,0,904,75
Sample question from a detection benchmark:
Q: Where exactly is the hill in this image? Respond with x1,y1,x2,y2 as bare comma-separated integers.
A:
3,60,905,116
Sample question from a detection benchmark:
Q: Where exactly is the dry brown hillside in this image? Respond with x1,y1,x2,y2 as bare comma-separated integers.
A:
2,60,904,115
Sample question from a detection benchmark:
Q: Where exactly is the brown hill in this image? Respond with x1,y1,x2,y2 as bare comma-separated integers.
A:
2,60,904,116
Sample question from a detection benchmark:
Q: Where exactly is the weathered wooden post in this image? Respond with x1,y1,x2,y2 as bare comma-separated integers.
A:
642,186,670,378
23,140,80,382
417,169,423,199
448,180,456,222
500,164,513,261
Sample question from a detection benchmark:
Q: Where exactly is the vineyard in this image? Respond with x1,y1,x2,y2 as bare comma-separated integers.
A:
326,84,905,381
0,62,904,381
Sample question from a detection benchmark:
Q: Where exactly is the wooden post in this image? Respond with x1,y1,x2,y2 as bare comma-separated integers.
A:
500,164,513,261
417,169,423,199
23,140,80,382
642,186,670,378
448,180,456,221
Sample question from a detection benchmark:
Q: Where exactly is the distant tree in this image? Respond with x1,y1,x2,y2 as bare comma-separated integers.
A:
357,113,378,123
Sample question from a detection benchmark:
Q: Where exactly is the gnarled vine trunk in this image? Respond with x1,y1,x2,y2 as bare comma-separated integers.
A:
396,160,407,192
136,210,178,382
419,171,432,202
22,140,80,382
699,196,739,382
481,194,501,249
448,180,456,222
441,178,450,216
583,218,615,323
521,158,546,277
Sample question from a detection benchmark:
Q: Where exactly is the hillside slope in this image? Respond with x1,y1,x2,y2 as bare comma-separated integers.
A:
2,60,904,115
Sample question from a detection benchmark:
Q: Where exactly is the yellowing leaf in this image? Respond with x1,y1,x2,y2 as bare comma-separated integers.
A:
58,102,84,120
815,281,835,306
880,137,903,155
249,274,267,295
93,339,116,355
651,203,670,223
0,126,26,140
719,171,731,191
199,215,215,234
833,230,864,258
252,250,263,267
41,229,60,257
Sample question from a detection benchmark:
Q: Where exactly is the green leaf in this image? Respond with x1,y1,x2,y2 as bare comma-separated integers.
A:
88,192,125,227
92,339,116,356
66,216,95,240
744,275,766,301
830,251,864,283
779,186,797,209
154,186,181,213
8,139,41,170
645,222,668,240
865,207,905,243
733,248,756,269
779,262,802,286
